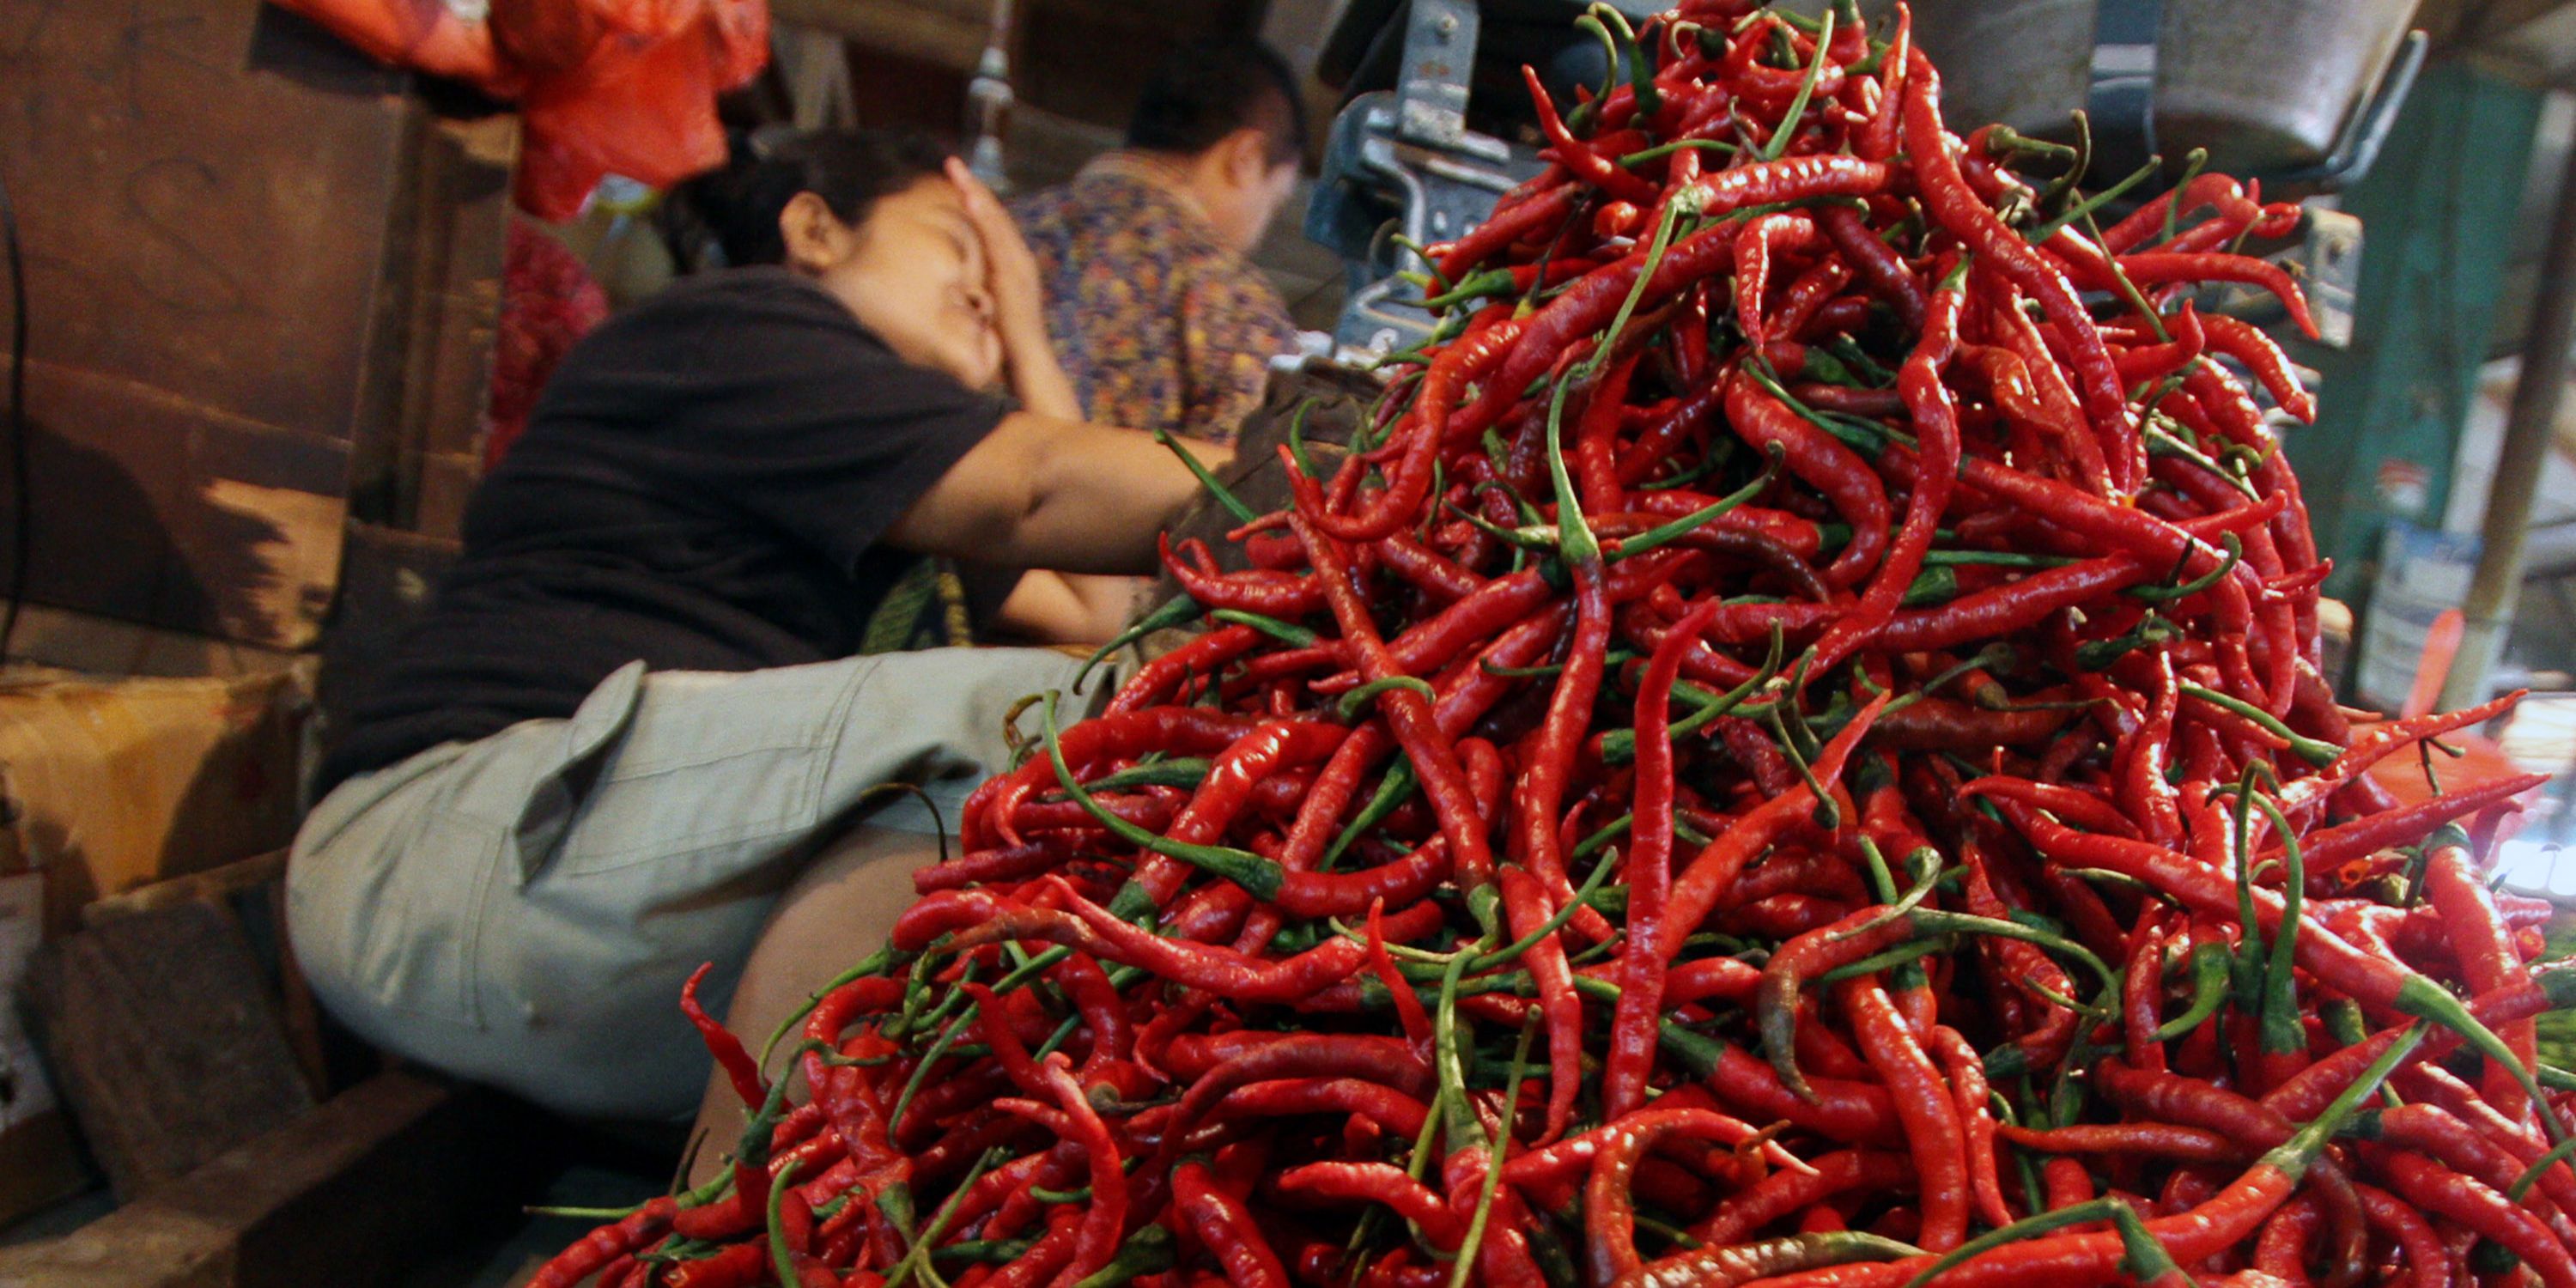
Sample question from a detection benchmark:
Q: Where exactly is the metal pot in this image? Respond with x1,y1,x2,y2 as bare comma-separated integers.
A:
1903,0,2099,139
2153,0,2421,177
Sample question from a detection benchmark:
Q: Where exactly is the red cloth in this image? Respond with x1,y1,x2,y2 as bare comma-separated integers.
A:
485,217,611,469
267,0,768,219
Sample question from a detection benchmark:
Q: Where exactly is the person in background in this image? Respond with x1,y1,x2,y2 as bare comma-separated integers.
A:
1011,36,1308,446
289,131,1232,1126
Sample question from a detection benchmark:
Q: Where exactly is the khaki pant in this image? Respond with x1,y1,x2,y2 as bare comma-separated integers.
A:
286,647,1091,1121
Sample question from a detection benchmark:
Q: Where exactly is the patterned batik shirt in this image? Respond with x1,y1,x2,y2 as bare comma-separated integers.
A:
1010,158,1301,446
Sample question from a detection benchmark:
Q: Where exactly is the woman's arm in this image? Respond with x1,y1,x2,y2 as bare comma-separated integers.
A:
883,410,1232,574
989,571,1148,646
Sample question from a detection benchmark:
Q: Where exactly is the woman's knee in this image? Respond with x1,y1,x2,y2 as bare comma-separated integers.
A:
723,823,945,1054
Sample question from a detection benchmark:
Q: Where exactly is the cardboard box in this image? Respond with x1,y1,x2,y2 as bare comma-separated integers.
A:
0,665,313,939
0,665,313,1227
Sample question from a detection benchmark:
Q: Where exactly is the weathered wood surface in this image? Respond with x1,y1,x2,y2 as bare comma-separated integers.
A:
0,2,507,647
25,902,314,1199
0,1070,514,1288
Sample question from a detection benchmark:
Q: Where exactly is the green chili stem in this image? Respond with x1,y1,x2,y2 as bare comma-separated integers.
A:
1152,427,1255,524
2510,1137,2576,1202
1620,138,1741,167
1043,694,1285,899
2178,682,2339,767
759,945,902,1066
2150,941,2233,1042
1607,444,1783,562
1899,1198,2129,1288
1076,595,1201,692
1339,675,1437,722
767,1157,811,1288
1324,759,1417,869
1759,8,1835,162
1444,1017,1536,1288
881,1147,1004,1288
1209,609,1318,647
2026,155,2160,246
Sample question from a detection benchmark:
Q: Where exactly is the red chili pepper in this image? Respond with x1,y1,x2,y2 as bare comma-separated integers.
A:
1820,203,1926,332
1172,1158,1291,1287
1435,184,1580,283
1670,691,1887,944
1457,155,1893,444
1510,555,1617,945
681,962,768,1109
1108,620,1266,714
2198,312,2318,422
1839,974,1970,1251
2111,301,2208,384
1522,65,1660,205
2395,1063,2576,1225
1274,1161,1466,1250
1309,316,1528,543
974,707,1266,848
2101,173,2258,252
659,1242,769,1288
1690,1150,1916,1248
527,1198,678,1288
1904,50,2139,492
1928,1024,2014,1230
2115,252,2321,340
2377,1150,2576,1288
2353,1183,2450,1288
1735,212,1826,349
1998,1121,2241,1163
1725,370,1890,587
1291,507,1499,901
1498,865,1586,1145
1813,255,1962,670
1604,592,1722,1123
2421,829,2539,1124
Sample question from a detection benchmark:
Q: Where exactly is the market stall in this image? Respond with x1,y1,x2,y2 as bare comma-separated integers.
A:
2,2,2575,1286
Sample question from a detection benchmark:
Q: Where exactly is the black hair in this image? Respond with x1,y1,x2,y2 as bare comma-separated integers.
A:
669,128,951,270
1124,38,1308,166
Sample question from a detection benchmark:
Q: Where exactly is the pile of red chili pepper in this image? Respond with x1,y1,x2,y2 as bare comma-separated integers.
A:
532,3,2576,1285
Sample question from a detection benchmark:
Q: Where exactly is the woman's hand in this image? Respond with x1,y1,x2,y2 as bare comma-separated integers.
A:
945,158,1041,329
946,157,1081,416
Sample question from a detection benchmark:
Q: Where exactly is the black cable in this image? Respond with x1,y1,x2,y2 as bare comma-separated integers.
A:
0,164,25,662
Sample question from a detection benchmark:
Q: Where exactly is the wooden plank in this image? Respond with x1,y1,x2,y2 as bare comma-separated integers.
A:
772,0,986,70
80,850,289,928
0,1070,529,1288
402,117,516,466
26,903,314,1199
0,604,305,681
4,361,349,650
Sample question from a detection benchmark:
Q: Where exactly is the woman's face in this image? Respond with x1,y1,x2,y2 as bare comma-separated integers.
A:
787,179,1003,389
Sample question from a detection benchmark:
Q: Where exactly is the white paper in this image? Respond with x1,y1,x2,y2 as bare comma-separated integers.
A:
0,872,56,1127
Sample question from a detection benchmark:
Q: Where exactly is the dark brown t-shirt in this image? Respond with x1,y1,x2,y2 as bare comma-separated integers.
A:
320,267,1006,793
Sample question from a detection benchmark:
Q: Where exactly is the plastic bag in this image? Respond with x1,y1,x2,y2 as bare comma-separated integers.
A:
267,0,769,219
269,0,514,87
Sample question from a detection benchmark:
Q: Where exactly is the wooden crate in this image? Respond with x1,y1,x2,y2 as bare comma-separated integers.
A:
0,0,509,648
